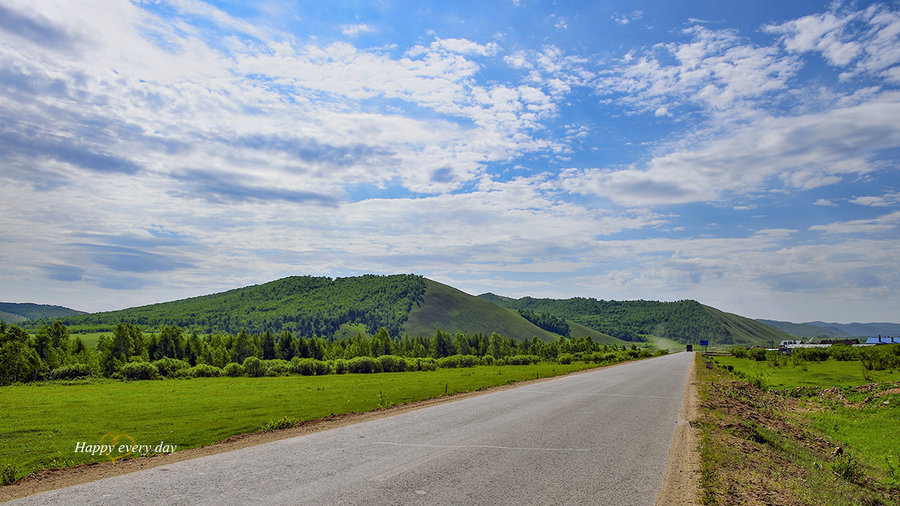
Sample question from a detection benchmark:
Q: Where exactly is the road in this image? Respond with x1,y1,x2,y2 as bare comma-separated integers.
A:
9,352,693,505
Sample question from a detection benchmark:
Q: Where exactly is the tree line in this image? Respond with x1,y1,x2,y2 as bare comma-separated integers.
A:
0,321,659,385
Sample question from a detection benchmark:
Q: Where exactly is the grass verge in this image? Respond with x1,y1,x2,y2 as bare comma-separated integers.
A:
696,354,898,505
0,361,597,484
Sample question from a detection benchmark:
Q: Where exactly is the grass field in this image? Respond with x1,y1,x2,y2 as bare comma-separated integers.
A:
714,355,898,389
0,361,599,483
710,354,900,498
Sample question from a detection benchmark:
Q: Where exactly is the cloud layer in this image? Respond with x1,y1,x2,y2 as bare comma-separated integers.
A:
1,0,898,322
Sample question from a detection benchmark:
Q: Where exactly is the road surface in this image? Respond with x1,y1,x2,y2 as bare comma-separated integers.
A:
10,352,693,505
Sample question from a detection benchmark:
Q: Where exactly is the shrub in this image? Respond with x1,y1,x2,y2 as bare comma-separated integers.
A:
189,364,223,378
505,355,540,365
291,358,330,376
243,356,267,377
831,453,861,482
332,359,349,374
223,362,244,377
480,355,495,366
264,359,292,376
151,357,190,377
411,357,437,371
48,363,94,381
793,347,829,362
377,355,409,372
260,416,298,432
731,347,748,359
120,362,160,381
1,464,18,486
438,354,479,369
829,343,856,361
747,348,767,361
654,349,669,357
557,353,575,365
348,356,380,374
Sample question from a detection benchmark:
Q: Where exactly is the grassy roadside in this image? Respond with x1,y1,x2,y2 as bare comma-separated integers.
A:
0,361,599,485
696,353,899,505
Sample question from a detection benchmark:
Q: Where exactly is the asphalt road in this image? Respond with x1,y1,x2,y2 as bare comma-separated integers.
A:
10,352,693,505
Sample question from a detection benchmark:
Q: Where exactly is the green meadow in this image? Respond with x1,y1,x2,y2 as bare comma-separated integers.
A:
0,362,596,482
714,353,900,490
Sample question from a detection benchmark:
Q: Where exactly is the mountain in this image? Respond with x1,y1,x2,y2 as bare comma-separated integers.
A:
478,293,792,345
23,275,610,343
757,319,900,338
405,279,624,344
0,302,85,324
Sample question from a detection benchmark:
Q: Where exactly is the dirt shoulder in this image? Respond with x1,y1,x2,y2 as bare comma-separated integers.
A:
657,353,701,505
1,364,623,502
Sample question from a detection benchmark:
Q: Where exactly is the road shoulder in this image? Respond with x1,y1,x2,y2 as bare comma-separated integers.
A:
657,352,701,505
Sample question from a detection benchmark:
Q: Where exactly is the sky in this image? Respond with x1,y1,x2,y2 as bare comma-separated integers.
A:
1,0,899,323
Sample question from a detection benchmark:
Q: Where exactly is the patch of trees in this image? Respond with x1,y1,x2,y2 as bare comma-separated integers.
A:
0,303,84,323
35,274,427,338
486,296,729,343
517,309,570,337
0,321,657,385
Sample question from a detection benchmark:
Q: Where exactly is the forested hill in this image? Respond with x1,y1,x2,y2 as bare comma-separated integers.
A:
41,275,427,337
0,303,85,324
478,294,791,345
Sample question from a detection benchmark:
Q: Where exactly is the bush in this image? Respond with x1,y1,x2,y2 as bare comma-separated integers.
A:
243,356,267,377
793,347,829,362
189,364,223,378
48,363,94,381
260,416,298,432
411,357,437,371
332,359,349,374
828,343,856,361
557,353,575,365
1,464,18,486
377,355,409,372
437,354,479,369
348,356,380,374
731,347,748,359
223,362,244,377
505,355,540,365
291,358,330,376
151,357,190,377
747,348,767,361
263,359,292,376
480,355,495,366
120,362,160,381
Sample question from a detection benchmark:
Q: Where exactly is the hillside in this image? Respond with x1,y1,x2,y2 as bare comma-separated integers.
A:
479,293,790,345
0,303,85,324
758,319,900,338
37,275,426,338
404,279,624,344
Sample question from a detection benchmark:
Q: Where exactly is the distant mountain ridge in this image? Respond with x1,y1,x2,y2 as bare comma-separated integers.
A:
0,302,85,324
11,274,789,346
478,293,791,345
757,319,900,338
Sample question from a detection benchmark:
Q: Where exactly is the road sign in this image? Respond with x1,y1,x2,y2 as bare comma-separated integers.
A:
699,340,709,346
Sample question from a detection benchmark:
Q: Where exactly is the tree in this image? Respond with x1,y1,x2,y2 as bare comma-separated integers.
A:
431,330,455,358
0,325,42,384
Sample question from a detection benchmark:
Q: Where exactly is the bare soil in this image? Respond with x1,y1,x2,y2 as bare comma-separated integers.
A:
657,354,701,505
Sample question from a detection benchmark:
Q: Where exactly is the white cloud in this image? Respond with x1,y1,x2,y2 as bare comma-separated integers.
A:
558,92,900,206
851,191,900,207
596,25,800,116
341,24,375,37
766,3,900,83
810,211,900,235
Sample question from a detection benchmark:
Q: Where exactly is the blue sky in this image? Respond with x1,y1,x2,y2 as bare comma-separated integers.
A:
1,0,899,323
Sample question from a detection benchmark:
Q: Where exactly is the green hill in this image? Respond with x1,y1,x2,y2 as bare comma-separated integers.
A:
404,279,624,344
478,293,790,345
38,275,427,338
0,303,85,324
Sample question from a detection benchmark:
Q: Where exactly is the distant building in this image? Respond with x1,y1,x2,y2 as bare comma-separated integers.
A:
865,337,900,344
